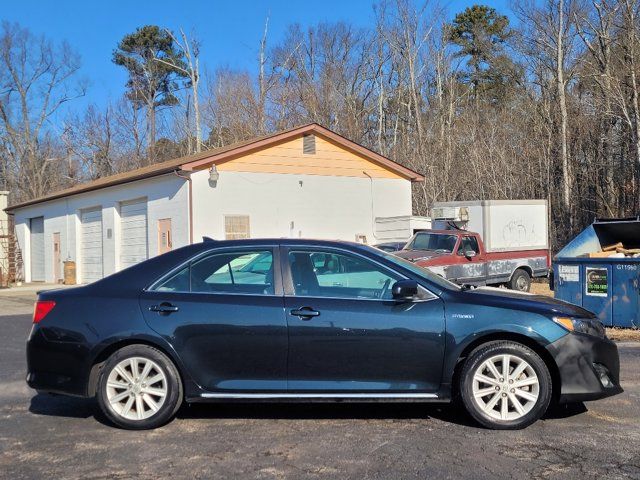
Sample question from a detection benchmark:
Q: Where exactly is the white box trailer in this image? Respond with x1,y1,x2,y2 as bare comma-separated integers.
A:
431,200,549,253
374,215,432,242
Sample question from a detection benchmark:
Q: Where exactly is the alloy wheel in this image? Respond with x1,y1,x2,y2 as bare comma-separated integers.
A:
105,356,168,421
471,354,539,421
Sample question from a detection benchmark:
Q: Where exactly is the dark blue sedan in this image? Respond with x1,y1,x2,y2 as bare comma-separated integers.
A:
26,239,622,429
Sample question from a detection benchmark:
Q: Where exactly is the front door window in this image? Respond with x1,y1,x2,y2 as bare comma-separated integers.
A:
288,250,400,300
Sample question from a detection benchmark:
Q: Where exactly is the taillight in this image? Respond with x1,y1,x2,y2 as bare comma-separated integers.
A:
33,300,56,324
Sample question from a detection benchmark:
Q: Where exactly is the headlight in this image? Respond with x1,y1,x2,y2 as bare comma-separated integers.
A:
553,316,606,338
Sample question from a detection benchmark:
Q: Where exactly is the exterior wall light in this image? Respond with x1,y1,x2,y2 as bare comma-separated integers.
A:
208,165,220,188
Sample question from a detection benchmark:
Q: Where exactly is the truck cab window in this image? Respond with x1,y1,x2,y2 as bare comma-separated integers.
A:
457,236,479,256
411,233,458,253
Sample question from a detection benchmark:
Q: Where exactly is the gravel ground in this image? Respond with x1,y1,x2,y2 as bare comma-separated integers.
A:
0,291,639,479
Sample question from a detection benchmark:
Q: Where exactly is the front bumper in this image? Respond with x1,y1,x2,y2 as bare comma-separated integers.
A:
546,332,623,403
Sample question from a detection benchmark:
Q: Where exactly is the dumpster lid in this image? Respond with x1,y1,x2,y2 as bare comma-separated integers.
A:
556,218,640,258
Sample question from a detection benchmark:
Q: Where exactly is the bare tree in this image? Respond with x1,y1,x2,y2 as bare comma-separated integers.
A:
63,104,115,179
155,28,203,153
618,0,640,167
514,0,584,233
0,22,85,201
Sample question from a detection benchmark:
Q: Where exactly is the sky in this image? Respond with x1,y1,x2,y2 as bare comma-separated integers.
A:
4,0,512,111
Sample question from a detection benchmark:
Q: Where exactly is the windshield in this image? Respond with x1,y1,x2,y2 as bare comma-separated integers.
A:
376,249,461,291
406,233,458,253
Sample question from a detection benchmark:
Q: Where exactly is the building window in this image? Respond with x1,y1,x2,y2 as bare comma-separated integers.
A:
224,215,250,240
303,134,316,155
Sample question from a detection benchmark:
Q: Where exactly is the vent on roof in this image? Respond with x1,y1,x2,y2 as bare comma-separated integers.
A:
303,134,316,155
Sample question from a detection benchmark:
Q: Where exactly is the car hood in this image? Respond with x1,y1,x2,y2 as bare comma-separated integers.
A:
459,286,597,319
394,250,449,262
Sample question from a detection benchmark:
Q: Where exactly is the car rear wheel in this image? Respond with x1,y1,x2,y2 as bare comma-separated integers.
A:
509,269,531,292
96,345,183,429
460,341,551,429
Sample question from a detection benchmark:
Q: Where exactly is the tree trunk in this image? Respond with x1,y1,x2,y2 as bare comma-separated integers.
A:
556,0,572,226
147,100,156,163
192,63,202,153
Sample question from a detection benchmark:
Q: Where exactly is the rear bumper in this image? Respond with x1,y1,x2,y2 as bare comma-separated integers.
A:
546,332,623,403
26,326,91,397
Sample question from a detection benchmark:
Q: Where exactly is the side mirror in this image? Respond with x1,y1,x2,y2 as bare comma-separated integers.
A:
464,250,477,259
392,280,419,301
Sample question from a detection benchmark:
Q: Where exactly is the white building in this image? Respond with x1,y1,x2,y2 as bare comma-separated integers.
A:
7,124,423,284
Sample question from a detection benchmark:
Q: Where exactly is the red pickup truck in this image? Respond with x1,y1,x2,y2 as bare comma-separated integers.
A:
394,229,550,291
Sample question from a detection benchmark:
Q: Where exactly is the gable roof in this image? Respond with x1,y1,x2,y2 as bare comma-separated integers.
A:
7,123,424,211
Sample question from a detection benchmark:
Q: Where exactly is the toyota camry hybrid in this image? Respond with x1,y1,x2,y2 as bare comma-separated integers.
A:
26,238,622,430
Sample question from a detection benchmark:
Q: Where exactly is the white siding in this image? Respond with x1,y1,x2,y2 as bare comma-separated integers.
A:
12,167,413,283
191,170,412,243
12,174,189,283
120,199,148,269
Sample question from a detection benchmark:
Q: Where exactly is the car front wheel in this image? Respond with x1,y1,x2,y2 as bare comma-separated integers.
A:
96,344,183,429
460,341,552,429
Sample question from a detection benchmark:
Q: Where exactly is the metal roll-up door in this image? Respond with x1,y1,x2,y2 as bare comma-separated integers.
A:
30,216,45,282
120,199,148,270
81,207,103,283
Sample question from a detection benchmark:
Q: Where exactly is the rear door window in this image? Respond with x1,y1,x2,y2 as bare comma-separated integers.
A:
155,266,190,292
192,251,275,294
153,249,275,295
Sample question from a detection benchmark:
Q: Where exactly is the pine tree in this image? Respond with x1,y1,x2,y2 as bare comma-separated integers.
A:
448,5,521,101
113,25,187,162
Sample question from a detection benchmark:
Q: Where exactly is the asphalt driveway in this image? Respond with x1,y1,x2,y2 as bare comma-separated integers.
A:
1,291,639,479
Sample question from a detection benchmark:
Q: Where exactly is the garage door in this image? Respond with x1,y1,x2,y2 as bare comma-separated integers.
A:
120,199,148,270
80,208,103,283
30,217,45,282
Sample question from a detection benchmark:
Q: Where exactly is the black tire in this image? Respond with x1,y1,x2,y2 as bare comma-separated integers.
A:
509,269,531,292
459,341,552,430
96,344,183,430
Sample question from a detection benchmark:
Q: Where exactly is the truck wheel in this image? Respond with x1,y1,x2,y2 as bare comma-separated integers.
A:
459,341,552,429
509,269,531,292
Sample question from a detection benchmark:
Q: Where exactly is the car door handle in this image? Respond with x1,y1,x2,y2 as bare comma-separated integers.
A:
149,303,179,314
290,307,320,319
